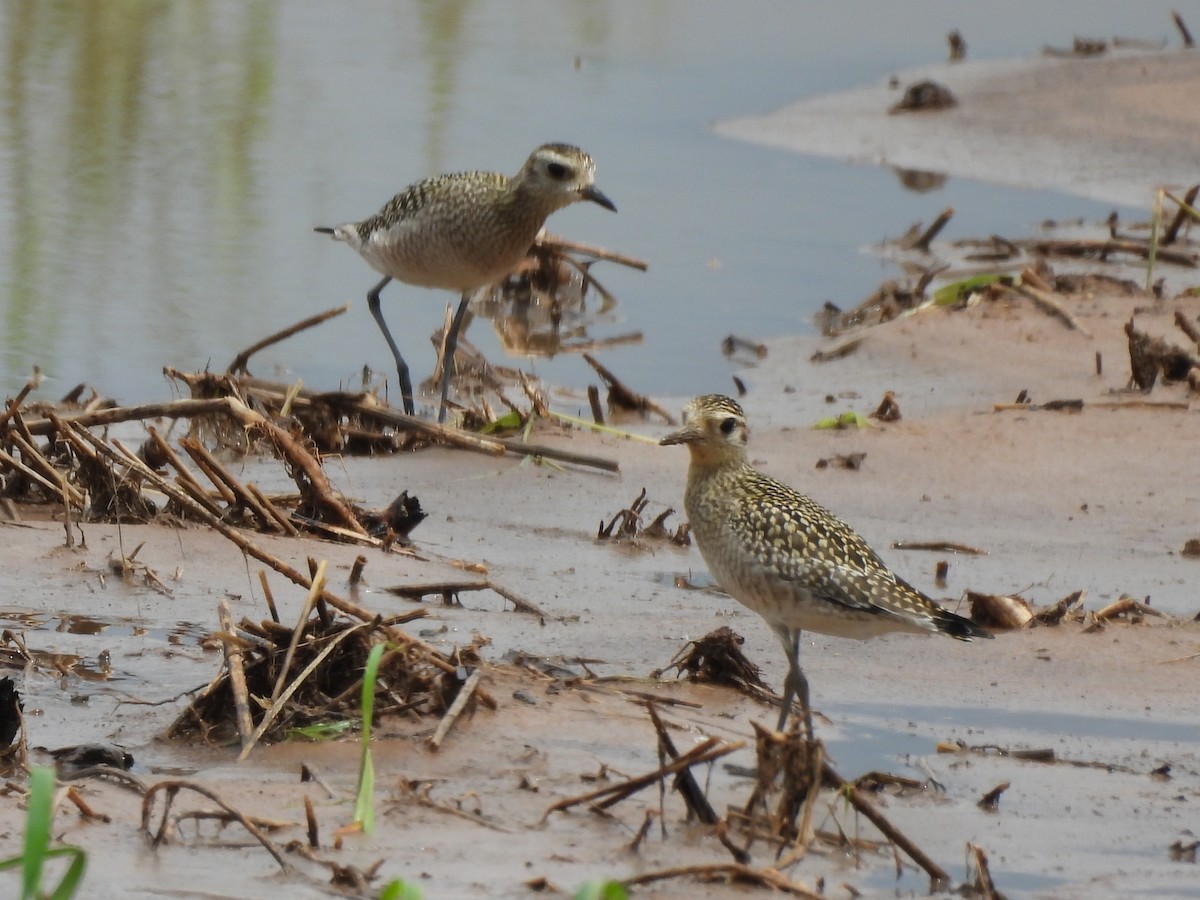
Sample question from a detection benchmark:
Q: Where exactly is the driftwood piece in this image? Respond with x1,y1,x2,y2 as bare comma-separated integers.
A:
993,398,1188,412
1174,309,1200,351
227,302,350,375
541,737,743,820
622,864,821,897
909,207,954,252
583,353,676,424
1125,317,1200,391
247,482,302,536
383,579,555,620
145,428,227,519
223,398,367,536
1003,281,1092,337
1026,237,1196,268
48,412,160,521
217,599,255,751
645,701,721,829
1163,185,1199,245
892,540,987,555
179,437,286,532
491,436,618,473
1174,10,1195,47
822,760,951,886
0,448,71,506
20,398,232,438
810,337,864,363
0,371,42,432
142,780,288,869
534,232,649,272
427,669,483,751
938,740,1140,773
586,385,605,425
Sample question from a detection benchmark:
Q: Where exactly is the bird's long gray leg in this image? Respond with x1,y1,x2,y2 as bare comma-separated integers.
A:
772,625,813,740
437,292,472,424
366,276,415,415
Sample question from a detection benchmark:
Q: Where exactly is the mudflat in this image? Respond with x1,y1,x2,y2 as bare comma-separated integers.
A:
2,48,1198,899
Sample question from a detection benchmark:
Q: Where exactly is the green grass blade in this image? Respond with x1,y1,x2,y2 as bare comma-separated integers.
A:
0,768,87,900
574,881,629,900
1146,188,1163,293
353,642,386,834
378,878,424,900
480,410,523,433
22,767,55,900
45,847,87,900
812,410,871,430
931,273,1008,306
286,721,352,741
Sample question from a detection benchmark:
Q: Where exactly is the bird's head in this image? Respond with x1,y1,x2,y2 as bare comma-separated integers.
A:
519,143,617,213
660,394,749,468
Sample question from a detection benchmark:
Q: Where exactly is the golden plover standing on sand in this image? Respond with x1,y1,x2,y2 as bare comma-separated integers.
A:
316,143,616,423
661,394,990,739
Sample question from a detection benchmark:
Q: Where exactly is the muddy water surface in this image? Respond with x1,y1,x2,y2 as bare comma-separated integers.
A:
0,0,1185,402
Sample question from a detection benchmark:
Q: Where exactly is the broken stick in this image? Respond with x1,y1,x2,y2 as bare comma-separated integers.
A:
541,737,744,820
428,669,484,751
218,599,255,752
1005,281,1092,337
822,760,951,886
227,302,350,375
583,353,675,424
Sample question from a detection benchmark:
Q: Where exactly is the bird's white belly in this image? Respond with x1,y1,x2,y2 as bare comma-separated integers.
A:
362,220,532,292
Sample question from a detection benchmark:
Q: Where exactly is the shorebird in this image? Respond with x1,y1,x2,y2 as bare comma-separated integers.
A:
661,394,990,738
316,143,616,422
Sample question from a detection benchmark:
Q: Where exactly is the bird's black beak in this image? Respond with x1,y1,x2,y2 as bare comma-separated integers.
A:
581,185,617,212
660,427,698,447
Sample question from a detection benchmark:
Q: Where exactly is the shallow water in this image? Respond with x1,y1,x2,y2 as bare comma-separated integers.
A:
0,0,1186,403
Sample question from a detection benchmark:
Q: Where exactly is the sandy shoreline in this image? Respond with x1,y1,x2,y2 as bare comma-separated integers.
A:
2,48,1199,899
717,48,1200,209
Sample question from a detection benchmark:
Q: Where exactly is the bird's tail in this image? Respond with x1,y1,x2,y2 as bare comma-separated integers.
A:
935,606,993,641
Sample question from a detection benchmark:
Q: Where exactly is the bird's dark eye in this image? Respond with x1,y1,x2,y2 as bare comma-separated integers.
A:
546,162,569,180
719,417,737,435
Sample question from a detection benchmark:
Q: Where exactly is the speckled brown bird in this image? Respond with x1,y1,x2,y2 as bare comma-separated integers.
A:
661,394,990,738
316,143,616,422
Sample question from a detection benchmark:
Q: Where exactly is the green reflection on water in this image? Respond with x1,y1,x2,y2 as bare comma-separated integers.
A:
0,0,275,386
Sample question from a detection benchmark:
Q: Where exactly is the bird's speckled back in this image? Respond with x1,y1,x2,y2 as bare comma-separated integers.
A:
663,394,988,640
327,144,606,292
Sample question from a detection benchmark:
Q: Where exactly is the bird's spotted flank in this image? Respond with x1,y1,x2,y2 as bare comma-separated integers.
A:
661,394,990,737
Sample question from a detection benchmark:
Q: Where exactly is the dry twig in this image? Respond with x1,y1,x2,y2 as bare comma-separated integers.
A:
542,737,744,820
142,780,288,870
622,864,821,897
227,303,350,375
427,669,484,751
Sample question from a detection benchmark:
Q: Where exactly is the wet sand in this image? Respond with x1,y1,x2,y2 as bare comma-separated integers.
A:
717,48,1200,208
3,50,1200,899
